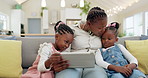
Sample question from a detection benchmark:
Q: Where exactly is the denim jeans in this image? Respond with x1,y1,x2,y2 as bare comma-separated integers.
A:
55,65,107,78
108,69,146,78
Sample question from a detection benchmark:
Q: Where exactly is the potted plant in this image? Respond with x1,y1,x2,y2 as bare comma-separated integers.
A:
77,0,91,16
40,7,48,17
118,31,126,37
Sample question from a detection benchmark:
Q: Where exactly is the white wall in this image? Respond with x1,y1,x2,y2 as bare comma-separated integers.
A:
0,1,12,16
21,0,102,34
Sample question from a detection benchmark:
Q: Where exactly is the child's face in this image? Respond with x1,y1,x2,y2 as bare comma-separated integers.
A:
55,33,74,52
101,30,118,48
88,18,107,37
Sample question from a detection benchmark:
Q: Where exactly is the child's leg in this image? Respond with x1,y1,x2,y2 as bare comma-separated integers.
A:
110,73,125,78
55,68,82,78
82,65,107,78
129,69,146,78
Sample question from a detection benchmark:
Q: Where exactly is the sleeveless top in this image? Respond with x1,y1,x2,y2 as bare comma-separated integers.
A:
100,44,128,74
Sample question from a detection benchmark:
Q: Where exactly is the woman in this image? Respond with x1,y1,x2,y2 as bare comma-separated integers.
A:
54,7,108,78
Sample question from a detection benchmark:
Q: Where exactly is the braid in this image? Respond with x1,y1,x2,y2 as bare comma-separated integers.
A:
89,7,104,12
56,24,74,35
86,7,107,23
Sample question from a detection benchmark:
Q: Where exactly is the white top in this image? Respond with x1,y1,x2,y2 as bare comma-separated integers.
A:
95,44,138,69
37,43,59,72
69,26,102,52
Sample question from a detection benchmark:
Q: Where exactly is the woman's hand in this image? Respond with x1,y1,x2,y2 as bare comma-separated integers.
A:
52,60,69,72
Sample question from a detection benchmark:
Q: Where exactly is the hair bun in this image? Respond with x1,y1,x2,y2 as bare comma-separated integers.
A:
108,22,119,30
54,21,65,31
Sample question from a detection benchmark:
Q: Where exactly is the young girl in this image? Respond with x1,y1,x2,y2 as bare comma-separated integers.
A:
21,22,74,78
95,22,146,78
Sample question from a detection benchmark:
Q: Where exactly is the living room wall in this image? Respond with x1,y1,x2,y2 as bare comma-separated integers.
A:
0,1,12,16
21,0,148,35
21,0,105,34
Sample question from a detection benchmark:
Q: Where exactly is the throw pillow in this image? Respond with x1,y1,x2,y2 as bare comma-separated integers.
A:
140,35,148,40
125,40,148,74
0,40,22,77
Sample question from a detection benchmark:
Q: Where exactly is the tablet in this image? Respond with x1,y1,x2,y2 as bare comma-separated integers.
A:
61,52,95,68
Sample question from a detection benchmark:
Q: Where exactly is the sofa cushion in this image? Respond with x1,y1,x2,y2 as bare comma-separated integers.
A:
140,35,148,40
0,40,22,77
125,40,148,74
17,37,55,69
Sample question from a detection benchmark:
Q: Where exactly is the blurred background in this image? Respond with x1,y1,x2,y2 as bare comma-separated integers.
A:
0,0,148,37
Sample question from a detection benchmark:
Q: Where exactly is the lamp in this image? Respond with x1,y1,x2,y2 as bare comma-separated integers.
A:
61,0,65,7
80,0,84,7
41,0,46,7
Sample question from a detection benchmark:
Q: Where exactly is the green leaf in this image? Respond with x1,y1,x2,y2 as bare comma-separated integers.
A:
77,0,91,16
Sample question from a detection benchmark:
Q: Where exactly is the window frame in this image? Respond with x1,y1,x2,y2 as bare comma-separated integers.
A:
0,12,9,30
124,12,147,36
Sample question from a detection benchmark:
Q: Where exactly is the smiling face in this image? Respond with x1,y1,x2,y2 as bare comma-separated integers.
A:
55,33,74,52
101,30,118,48
88,18,107,37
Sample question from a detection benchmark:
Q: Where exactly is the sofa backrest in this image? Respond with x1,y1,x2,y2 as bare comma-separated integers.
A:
116,36,140,46
17,36,141,69
17,37,55,68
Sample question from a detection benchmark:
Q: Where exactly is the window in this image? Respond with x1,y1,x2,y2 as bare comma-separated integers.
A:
125,16,134,36
124,12,146,36
0,12,9,30
133,12,143,36
145,12,148,35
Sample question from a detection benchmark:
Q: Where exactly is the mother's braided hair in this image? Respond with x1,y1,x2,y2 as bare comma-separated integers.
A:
86,7,107,23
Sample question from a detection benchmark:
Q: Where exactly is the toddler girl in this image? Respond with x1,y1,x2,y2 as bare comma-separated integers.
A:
21,22,74,78
95,22,146,78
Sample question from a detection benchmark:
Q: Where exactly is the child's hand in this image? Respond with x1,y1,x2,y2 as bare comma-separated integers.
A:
49,53,63,63
45,53,62,69
114,66,132,77
52,60,69,72
124,63,137,70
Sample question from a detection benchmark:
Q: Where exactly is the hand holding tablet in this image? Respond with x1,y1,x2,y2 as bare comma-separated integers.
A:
61,52,95,68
